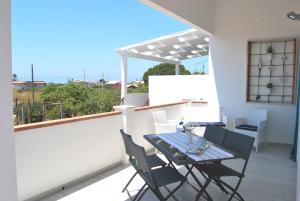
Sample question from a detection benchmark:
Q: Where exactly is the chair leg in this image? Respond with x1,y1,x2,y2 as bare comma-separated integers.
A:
219,178,245,201
164,180,185,201
186,165,213,201
126,183,147,201
152,188,166,201
135,187,149,201
227,178,243,201
214,178,230,194
122,172,138,192
195,177,212,201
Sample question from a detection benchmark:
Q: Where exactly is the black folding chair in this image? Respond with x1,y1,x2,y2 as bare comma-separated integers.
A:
131,141,186,201
194,130,255,201
204,125,227,146
193,125,228,193
120,129,166,198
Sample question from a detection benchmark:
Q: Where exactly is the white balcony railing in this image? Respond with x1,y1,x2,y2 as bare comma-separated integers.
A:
14,101,208,200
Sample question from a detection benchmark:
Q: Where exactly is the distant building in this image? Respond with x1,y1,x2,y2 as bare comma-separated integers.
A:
127,80,145,89
13,81,47,91
105,80,121,89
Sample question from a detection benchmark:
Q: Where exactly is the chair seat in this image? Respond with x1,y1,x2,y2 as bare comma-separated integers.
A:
195,162,243,178
190,122,226,127
147,154,167,168
143,166,185,188
208,122,226,127
235,124,258,131
129,154,166,169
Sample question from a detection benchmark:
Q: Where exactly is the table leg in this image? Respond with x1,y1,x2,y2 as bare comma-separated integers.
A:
184,165,213,201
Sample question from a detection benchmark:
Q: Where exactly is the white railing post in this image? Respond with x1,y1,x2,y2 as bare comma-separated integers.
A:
113,105,135,164
175,63,180,75
121,55,128,105
0,0,18,200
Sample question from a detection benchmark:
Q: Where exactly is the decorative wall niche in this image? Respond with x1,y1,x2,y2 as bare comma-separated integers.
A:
247,38,297,104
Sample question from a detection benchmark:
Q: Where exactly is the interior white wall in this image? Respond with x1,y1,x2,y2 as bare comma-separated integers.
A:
210,0,300,144
139,0,215,35
0,0,19,200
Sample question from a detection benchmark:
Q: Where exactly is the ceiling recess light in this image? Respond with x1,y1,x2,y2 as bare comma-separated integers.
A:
147,45,156,50
197,44,208,49
147,43,166,50
173,42,191,49
164,55,174,59
287,11,300,20
142,51,153,56
178,34,199,42
129,48,139,53
204,37,210,42
191,50,200,54
197,44,204,49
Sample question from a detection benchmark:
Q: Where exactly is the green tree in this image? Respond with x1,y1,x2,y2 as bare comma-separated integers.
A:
143,63,191,85
193,71,205,75
40,83,120,119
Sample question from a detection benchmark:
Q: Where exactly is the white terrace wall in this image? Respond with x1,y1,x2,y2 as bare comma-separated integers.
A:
126,103,187,150
14,103,188,200
15,114,123,200
211,0,300,144
125,93,148,107
149,75,217,105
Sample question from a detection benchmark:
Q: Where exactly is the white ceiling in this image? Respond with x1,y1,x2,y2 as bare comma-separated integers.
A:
117,29,209,64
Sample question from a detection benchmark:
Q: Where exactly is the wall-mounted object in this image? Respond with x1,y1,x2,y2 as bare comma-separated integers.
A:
287,11,300,21
247,38,297,104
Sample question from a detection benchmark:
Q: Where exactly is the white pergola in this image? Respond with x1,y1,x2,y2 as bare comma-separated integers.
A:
116,28,210,104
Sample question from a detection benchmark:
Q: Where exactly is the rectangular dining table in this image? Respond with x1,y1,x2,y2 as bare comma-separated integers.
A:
144,132,237,201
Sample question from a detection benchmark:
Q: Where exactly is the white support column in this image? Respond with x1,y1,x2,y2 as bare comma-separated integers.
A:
121,55,128,105
175,63,180,75
0,0,18,200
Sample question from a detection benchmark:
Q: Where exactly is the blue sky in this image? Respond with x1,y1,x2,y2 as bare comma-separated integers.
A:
12,0,208,83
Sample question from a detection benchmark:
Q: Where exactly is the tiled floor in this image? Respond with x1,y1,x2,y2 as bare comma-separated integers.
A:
39,144,296,201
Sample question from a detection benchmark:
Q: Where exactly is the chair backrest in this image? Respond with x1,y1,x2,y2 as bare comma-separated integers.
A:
131,142,158,189
120,129,134,158
131,141,152,174
223,130,255,160
153,110,168,124
204,125,226,146
247,109,268,126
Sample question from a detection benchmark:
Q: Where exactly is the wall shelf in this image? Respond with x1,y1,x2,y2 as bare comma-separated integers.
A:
247,38,297,104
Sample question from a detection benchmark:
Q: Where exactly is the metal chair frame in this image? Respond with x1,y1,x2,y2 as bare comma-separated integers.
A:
120,129,167,200
131,141,186,201
194,130,255,201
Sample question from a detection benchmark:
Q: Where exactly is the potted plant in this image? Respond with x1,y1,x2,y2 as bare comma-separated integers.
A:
266,82,273,94
256,95,261,101
266,46,274,61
